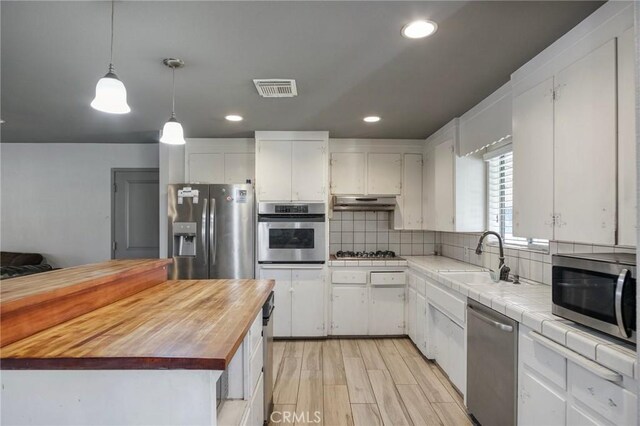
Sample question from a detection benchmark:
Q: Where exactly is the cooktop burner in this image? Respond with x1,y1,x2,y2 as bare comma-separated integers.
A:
335,250,397,259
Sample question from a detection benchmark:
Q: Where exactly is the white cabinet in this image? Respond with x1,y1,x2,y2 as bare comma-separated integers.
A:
415,292,426,355
407,284,417,342
331,286,368,335
367,153,402,195
291,269,325,337
554,39,617,244
256,132,328,202
423,119,484,232
224,153,255,185
513,77,555,240
395,153,423,230
260,267,326,337
617,28,636,246
187,152,255,184
369,287,405,335
519,369,567,426
330,152,365,195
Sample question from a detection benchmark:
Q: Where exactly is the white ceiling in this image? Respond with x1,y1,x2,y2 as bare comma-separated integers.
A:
1,1,604,143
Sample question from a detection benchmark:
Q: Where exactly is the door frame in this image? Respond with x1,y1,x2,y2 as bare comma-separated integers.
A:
110,168,160,259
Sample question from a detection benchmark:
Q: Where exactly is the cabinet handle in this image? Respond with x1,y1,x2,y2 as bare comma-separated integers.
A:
529,331,622,383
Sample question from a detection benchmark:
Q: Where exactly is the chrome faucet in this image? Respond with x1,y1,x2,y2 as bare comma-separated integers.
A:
475,231,510,282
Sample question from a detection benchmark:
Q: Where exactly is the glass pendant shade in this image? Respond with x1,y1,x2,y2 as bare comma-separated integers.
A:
90,71,131,114
160,116,185,145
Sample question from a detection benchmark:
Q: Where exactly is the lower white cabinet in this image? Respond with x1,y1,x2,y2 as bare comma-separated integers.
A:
369,287,405,335
415,293,426,354
259,267,326,337
407,285,417,341
331,286,368,335
519,368,567,426
428,305,465,394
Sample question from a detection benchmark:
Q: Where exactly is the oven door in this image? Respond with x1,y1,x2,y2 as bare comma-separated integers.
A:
258,217,326,263
552,258,636,343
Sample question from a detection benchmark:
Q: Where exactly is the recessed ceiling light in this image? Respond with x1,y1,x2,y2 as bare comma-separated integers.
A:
225,115,243,122
402,20,437,39
364,116,381,123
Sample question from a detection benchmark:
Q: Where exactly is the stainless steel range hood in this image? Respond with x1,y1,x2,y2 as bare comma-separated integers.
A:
332,196,397,211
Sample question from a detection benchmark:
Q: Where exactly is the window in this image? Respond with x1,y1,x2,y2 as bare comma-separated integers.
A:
486,146,548,250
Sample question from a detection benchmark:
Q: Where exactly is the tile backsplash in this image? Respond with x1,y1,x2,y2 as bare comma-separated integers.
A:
329,211,436,256
438,232,636,285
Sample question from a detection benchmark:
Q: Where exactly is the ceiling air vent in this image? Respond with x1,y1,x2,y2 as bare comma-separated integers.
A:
253,79,298,98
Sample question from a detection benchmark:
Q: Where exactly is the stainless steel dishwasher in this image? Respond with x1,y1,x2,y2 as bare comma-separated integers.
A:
467,299,518,426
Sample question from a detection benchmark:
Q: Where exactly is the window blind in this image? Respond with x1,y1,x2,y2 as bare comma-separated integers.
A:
487,149,548,248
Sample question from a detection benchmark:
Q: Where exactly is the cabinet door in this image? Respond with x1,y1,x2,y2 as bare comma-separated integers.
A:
518,369,567,426
331,286,368,335
434,140,455,232
250,373,265,426
188,153,225,183
367,153,402,195
259,268,292,337
415,293,426,355
618,28,636,246
292,269,325,337
430,306,449,369
257,140,292,201
402,154,423,230
422,149,436,230
567,404,609,426
448,321,465,395
330,152,365,195
292,141,326,202
513,77,555,240
369,287,405,335
554,39,617,244
224,153,255,185
407,286,417,342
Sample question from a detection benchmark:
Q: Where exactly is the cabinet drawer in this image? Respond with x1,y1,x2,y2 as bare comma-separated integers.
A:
249,312,262,357
370,271,405,286
332,270,367,284
519,327,567,390
249,338,264,396
569,362,636,426
425,279,466,325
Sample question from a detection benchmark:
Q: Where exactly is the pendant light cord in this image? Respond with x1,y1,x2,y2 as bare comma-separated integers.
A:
171,67,176,117
109,0,115,69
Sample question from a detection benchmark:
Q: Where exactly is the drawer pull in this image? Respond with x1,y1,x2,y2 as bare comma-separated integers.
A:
609,398,617,408
529,331,622,383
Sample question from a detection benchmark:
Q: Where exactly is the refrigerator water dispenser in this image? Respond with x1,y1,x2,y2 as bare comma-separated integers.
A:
172,222,197,256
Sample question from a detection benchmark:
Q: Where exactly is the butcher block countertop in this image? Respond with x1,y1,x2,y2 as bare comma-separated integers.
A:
2,278,274,370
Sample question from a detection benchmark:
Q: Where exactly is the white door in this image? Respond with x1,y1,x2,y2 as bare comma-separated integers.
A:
257,140,292,201
448,321,465,395
518,369,567,426
434,140,455,232
402,154,423,230
331,286,368,335
260,268,292,337
617,28,636,246
292,141,326,202
422,149,436,230
554,39,617,244
291,269,325,337
407,286,417,342
513,77,555,240
224,153,255,185
367,153,402,195
369,287,405,335
415,293,426,355
431,307,450,371
330,152,365,195
188,153,225,183
567,404,607,426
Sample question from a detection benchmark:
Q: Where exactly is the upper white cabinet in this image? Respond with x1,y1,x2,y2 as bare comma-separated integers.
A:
423,120,485,232
367,153,402,195
394,153,423,230
554,39,617,244
185,139,255,184
256,131,328,202
513,77,555,240
330,152,365,195
617,28,636,246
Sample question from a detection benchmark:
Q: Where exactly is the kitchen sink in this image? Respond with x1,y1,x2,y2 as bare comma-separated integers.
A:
440,271,501,285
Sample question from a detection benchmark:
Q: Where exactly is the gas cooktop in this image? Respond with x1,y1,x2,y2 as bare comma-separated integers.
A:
334,250,400,260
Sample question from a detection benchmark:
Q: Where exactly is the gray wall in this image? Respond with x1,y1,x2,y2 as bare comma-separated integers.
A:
1,143,159,267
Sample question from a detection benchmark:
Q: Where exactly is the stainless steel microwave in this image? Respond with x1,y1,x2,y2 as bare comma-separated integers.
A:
552,253,636,344
257,203,326,264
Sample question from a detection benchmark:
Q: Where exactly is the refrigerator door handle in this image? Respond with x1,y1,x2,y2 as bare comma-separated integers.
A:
201,197,208,263
210,197,216,266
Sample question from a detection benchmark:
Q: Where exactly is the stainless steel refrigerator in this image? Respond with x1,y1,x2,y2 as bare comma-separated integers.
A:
168,184,255,279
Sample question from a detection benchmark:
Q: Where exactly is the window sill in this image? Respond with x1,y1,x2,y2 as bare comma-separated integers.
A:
486,241,550,255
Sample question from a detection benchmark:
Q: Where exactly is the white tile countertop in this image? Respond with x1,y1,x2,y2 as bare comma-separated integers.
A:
405,255,637,379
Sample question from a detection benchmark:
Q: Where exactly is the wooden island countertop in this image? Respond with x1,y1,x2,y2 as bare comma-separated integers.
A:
1,260,274,370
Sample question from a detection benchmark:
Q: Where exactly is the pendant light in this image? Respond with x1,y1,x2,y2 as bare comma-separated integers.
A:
160,58,186,145
90,0,130,114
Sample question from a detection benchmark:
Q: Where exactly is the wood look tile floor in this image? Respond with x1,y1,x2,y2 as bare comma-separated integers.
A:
269,338,472,426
